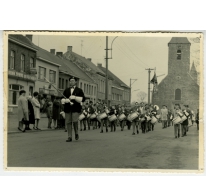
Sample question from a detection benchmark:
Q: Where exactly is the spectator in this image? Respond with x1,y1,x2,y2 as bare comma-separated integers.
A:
196,109,199,131
26,96,35,130
44,96,53,129
17,90,29,132
52,97,62,129
31,92,41,130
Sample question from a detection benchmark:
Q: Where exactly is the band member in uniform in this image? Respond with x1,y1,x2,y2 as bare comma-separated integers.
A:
131,102,140,135
80,105,88,131
91,103,98,129
167,109,173,127
181,105,191,137
160,105,168,129
119,105,127,131
63,77,85,142
173,104,182,138
99,103,109,133
145,106,152,132
108,105,117,132
150,105,158,131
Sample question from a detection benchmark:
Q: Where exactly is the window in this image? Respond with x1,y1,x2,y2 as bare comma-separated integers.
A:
8,84,24,105
59,78,61,89
29,86,33,96
30,57,35,68
62,78,64,89
9,50,15,70
39,66,46,80
177,50,181,60
66,80,68,88
20,54,25,72
84,84,86,93
49,70,56,83
94,87,96,95
175,89,181,100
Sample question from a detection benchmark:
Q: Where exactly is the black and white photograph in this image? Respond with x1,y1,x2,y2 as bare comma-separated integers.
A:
3,32,204,172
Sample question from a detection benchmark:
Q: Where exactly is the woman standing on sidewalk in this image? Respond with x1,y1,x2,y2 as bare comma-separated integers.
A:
31,92,41,130
26,96,35,130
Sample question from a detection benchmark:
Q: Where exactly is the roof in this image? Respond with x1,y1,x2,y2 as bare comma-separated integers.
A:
33,45,62,67
68,52,106,76
168,37,191,44
59,58,95,83
8,34,38,51
98,66,130,89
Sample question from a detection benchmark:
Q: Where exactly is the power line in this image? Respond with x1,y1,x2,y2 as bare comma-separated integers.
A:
114,41,146,69
119,38,150,68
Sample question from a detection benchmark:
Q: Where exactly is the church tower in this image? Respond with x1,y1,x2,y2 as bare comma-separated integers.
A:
168,37,191,76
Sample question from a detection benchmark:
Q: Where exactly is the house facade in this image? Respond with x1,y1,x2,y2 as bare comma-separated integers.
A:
8,35,38,113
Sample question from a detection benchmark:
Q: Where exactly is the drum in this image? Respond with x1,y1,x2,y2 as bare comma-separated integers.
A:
105,109,110,114
130,112,139,121
108,114,117,122
60,111,65,119
79,114,85,121
98,112,107,120
151,116,157,124
145,115,151,121
172,116,182,125
90,114,97,119
127,114,132,122
181,115,187,121
140,117,145,122
119,114,126,121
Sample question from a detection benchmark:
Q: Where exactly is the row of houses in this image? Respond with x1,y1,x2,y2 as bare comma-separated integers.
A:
7,34,131,114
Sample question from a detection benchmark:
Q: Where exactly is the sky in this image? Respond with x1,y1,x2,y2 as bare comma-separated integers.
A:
32,34,200,102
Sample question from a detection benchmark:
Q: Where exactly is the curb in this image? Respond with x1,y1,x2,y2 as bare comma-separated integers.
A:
8,128,67,134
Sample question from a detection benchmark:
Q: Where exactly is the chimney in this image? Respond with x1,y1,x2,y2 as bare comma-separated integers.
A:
67,46,72,52
97,63,102,67
50,49,55,55
56,52,63,57
26,35,33,41
87,58,92,62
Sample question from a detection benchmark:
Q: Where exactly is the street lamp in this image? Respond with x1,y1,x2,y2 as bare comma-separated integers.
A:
105,36,118,107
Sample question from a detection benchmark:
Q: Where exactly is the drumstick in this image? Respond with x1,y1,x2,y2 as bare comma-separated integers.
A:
43,77,73,105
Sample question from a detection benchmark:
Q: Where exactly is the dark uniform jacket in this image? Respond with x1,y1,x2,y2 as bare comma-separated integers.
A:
63,87,85,113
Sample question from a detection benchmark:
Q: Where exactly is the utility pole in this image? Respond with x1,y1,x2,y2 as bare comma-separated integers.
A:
129,78,137,104
105,36,109,107
145,68,155,104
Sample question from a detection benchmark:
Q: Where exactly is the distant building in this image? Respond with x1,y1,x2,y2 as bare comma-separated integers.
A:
97,63,131,106
152,37,199,112
8,35,37,113
63,46,111,104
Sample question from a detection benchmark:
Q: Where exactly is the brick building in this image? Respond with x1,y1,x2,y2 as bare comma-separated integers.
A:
152,37,199,112
8,35,37,113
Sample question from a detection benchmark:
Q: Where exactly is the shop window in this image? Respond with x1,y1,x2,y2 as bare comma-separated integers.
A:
8,84,24,105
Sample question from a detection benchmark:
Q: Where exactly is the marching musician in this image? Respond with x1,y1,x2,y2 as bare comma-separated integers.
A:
108,105,117,132
167,109,174,127
119,105,126,131
181,105,191,137
80,104,88,131
90,103,98,130
145,106,152,132
63,77,85,142
131,102,140,135
150,105,157,131
173,104,182,138
99,102,109,133
160,105,168,129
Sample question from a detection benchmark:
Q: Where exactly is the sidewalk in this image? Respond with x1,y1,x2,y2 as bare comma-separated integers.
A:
7,113,64,134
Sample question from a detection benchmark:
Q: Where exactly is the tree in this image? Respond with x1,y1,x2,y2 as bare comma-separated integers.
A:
137,91,147,103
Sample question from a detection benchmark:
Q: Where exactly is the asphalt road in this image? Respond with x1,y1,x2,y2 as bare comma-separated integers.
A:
7,123,199,169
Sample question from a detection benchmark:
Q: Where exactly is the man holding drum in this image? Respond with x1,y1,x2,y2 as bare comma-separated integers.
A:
181,105,191,137
173,104,182,138
63,77,86,142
